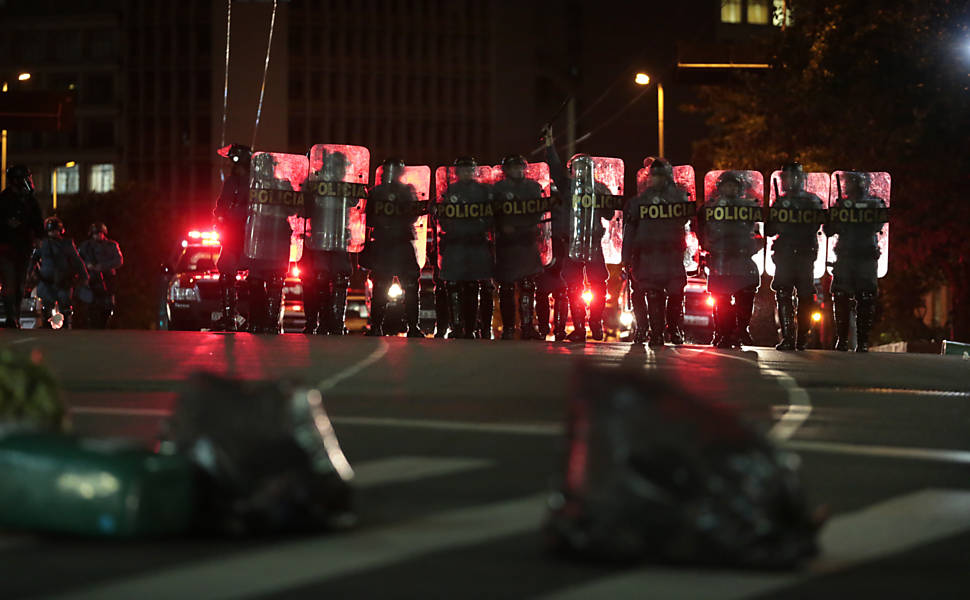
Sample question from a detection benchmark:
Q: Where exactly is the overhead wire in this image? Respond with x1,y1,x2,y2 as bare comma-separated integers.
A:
251,0,278,151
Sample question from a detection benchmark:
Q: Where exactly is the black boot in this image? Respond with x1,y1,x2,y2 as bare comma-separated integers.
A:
646,291,667,348
665,291,685,345
265,276,284,335
833,292,853,351
713,296,736,349
478,281,495,339
461,282,480,339
327,273,349,335
3,294,21,329
519,279,542,340
499,283,517,340
61,305,74,330
535,289,551,338
367,277,389,336
566,286,587,342
795,297,814,351
246,279,266,333
434,279,449,338
315,274,333,335
588,280,606,341
855,292,875,353
41,301,55,329
775,291,796,351
553,290,569,342
301,276,319,334
220,273,238,332
404,279,425,338
734,288,755,347
630,288,648,345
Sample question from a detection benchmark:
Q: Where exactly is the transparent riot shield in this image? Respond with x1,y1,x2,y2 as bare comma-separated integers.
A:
827,171,891,278
306,144,370,253
638,158,699,273
567,156,624,264
765,170,829,279
434,165,495,272
491,162,553,266
245,152,309,264
374,164,431,269
702,170,766,275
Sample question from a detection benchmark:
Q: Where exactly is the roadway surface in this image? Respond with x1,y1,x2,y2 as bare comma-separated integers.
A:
1,331,969,599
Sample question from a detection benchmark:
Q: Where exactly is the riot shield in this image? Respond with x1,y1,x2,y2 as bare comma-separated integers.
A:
245,152,309,264
638,158,699,273
766,170,829,279
567,156,624,264
827,171,890,278
434,165,495,272
491,162,553,266
306,144,370,253
374,164,431,269
702,170,766,275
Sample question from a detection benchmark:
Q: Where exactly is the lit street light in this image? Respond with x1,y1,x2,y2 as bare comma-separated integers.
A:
17,72,31,81
635,72,665,158
1,73,31,188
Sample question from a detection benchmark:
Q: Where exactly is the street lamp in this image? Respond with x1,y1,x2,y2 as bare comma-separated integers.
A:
635,72,665,158
1,73,31,189
17,73,31,81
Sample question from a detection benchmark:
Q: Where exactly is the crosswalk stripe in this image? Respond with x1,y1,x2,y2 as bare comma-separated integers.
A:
540,488,970,600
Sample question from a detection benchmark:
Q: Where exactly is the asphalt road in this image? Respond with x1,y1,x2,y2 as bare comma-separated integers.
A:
2,331,969,599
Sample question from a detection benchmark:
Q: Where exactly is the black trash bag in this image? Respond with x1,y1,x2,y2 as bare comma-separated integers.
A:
161,372,355,536
545,363,820,568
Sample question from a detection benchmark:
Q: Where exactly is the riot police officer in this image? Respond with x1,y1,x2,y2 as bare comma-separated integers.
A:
699,171,763,349
535,182,569,341
824,172,887,353
492,154,545,340
213,144,251,332
436,157,494,339
622,158,691,347
78,222,123,329
301,149,360,336
767,163,825,351
544,128,612,342
32,217,88,329
0,165,44,328
361,158,426,337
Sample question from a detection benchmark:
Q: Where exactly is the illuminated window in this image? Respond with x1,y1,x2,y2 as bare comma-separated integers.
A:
748,0,770,24
89,164,115,193
721,0,742,23
53,165,80,194
772,0,794,26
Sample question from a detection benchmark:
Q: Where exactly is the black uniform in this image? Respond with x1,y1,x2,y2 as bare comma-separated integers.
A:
33,234,88,328
623,172,691,347
213,169,249,331
437,178,494,339
492,175,545,340
547,146,611,342
360,179,425,337
0,183,43,328
824,174,886,352
535,211,569,340
78,235,124,328
767,173,824,351
699,177,762,348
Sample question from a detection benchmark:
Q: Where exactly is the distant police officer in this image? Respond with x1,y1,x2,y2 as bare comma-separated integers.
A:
361,158,426,337
767,163,824,351
0,165,44,328
492,154,545,340
622,158,691,348
699,171,763,349
824,172,887,353
212,144,251,332
535,181,569,341
32,217,88,329
78,222,123,328
436,157,495,339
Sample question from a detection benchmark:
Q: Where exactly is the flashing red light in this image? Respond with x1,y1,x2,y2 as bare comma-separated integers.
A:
291,265,301,278
582,290,593,305
188,230,220,241
706,295,716,307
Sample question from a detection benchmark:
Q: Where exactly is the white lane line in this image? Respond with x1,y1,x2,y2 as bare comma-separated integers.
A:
47,493,549,600
782,439,970,465
674,347,812,442
542,488,970,600
317,339,389,392
7,336,39,345
351,456,494,488
333,415,562,436
70,407,170,417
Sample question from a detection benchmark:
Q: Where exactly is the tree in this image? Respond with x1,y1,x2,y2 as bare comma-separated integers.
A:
688,0,970,342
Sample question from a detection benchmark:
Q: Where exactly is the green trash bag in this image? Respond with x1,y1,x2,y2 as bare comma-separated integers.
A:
0,432,195,537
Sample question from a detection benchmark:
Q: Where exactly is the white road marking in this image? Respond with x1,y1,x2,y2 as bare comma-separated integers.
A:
6,336,39,346
317,339,389,392
46,493,549,600
70,406,170,417
333,415,561,436
351,456,494,488
542,488,970,600
782,439,970,465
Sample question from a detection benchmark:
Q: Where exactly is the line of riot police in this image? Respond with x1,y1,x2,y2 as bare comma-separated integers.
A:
212,141,889,352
